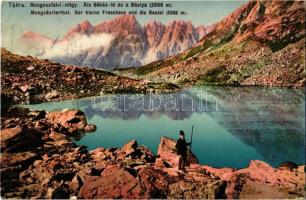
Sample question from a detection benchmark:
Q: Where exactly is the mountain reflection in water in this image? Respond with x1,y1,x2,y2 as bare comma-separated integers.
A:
25,86,305,168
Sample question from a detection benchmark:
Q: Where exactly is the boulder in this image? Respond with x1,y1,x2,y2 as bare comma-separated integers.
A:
46,109,94,134
0,152,38,168
137,145,155,162
137,167,169,198
156,137,198,168
90,147,106,160
120,139,138,155
49,130,67,141
239,180,297,199
80,165,142,199
0,126,42,152
201,165,234,181
0,127,23,149
0,152,39,183
205,160,306,199
167,179,226,199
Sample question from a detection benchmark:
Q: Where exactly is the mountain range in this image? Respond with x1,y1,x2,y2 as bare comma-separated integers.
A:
20,15,206,70
117,0,305,88
15,0,306,88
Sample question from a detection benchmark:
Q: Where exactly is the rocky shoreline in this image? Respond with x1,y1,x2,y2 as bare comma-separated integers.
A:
1,107,305,199
1,48,179,110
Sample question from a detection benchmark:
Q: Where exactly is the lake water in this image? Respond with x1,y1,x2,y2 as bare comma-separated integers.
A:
25,86,305,169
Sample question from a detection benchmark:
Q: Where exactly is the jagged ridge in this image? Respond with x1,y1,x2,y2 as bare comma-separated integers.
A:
19,15,206,70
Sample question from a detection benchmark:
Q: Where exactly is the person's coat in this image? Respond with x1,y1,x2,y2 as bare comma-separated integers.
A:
175,138,188,156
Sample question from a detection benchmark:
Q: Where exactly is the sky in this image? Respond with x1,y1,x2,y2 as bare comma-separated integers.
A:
1,1,246,53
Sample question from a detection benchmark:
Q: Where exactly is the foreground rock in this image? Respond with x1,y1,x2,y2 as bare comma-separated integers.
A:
0,126,43,153
46,109,96,134
80,166,143,199
201,160,305,199
83,143,226,199
0,107,304,199
156,136,198,168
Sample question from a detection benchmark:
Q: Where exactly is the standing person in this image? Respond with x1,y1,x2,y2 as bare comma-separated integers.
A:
175,130,191,171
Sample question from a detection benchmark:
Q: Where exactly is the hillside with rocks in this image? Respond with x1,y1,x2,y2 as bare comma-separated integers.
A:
116,0,305,88
1,107,304,199
1,48,178,111
19,15,205,70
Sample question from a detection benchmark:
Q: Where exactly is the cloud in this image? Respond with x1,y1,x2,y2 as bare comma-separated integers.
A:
142,48,158,65
41,33,114,59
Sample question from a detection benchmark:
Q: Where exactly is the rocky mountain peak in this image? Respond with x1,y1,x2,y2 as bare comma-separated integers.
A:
168,20,194,31
21,31,53,42
163,20,196,45
19,15,206,69
62,20,94,41
116,14,137,23
144,20,166,47
77,20,94,33
199,0,305,52
95,14,142,36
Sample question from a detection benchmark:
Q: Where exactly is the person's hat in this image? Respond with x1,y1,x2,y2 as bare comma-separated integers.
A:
179,130,185,135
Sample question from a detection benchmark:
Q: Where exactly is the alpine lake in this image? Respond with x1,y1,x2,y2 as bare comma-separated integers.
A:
25,86,305,169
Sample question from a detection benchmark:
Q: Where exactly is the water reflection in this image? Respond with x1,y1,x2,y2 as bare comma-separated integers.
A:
25,86,305,167
203,86,305,166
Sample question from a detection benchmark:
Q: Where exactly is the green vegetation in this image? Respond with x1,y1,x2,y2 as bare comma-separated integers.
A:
229,59,267,84
200,65,228,84
147,82,179,90
133,59,175,76
200,58,267,85
180,40,215,61
181,46,203,61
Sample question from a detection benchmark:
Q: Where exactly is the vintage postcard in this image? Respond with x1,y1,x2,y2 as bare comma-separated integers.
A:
1,0,305,199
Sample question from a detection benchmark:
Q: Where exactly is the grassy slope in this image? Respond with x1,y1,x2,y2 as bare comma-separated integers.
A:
117,36,305,88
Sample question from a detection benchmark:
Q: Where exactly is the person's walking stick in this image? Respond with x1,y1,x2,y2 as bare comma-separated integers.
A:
190,126,194,151
186,126,194,168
